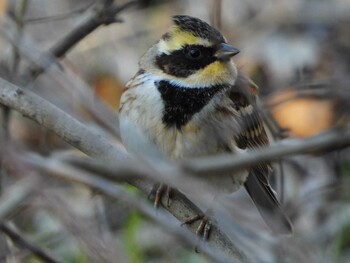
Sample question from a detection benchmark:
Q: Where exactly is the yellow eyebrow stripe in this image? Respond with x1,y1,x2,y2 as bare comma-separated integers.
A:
172,27,198,43
161,26,211,52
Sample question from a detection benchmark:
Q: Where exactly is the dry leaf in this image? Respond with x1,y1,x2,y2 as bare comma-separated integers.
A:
268,90,334,138
94,75,123,109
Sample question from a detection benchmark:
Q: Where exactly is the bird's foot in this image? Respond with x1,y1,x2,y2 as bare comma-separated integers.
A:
182,214,212,252
149,183,172,208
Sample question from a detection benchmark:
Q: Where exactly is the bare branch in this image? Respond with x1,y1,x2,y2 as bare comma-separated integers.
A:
26,154,243,263
0,78,245,261
183,126,350,176
0,77,124,161
2,15,121,138
0,221,64,263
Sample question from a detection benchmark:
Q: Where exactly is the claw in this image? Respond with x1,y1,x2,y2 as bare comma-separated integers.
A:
182,214,203,226
203,220,211,241
165,185,172,207
154,183,165,208
149,183,172,208
183,214,212,250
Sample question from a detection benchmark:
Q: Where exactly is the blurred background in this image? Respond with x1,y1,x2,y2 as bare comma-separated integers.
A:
1,0,350,262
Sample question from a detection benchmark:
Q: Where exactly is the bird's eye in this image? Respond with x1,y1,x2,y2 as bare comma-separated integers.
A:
186,48,202,59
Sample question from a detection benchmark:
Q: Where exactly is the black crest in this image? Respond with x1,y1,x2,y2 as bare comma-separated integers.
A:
172,15,225,44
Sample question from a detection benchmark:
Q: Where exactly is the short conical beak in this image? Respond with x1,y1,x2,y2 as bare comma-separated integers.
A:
215,43,240,60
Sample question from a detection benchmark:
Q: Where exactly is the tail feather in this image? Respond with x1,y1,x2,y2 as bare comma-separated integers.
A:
244,170,293,235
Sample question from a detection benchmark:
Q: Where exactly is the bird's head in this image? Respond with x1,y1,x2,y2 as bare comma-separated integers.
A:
141,15,240,87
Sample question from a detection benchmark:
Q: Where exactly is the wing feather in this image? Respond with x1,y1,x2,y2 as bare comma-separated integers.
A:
231,72,292,234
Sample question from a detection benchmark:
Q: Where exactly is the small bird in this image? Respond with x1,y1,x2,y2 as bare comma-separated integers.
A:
119,15,292,236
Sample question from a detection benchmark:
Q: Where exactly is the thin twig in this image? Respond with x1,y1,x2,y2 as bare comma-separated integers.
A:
0,107,10,196
1,0,29,196
0,221,64,263
0,177,38,220
39,192,121,263
28,0,139,78
210,0,222,30
9,0,29,77
24,1,96,23
50,0,138,58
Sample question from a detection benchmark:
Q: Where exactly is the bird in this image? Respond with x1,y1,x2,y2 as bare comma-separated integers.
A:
119,15,292,237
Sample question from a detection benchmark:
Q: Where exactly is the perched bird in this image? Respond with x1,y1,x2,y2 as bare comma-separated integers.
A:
119,15,292,236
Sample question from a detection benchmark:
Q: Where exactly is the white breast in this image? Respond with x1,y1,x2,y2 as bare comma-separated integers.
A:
119,73,166,160
119,73,248,194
